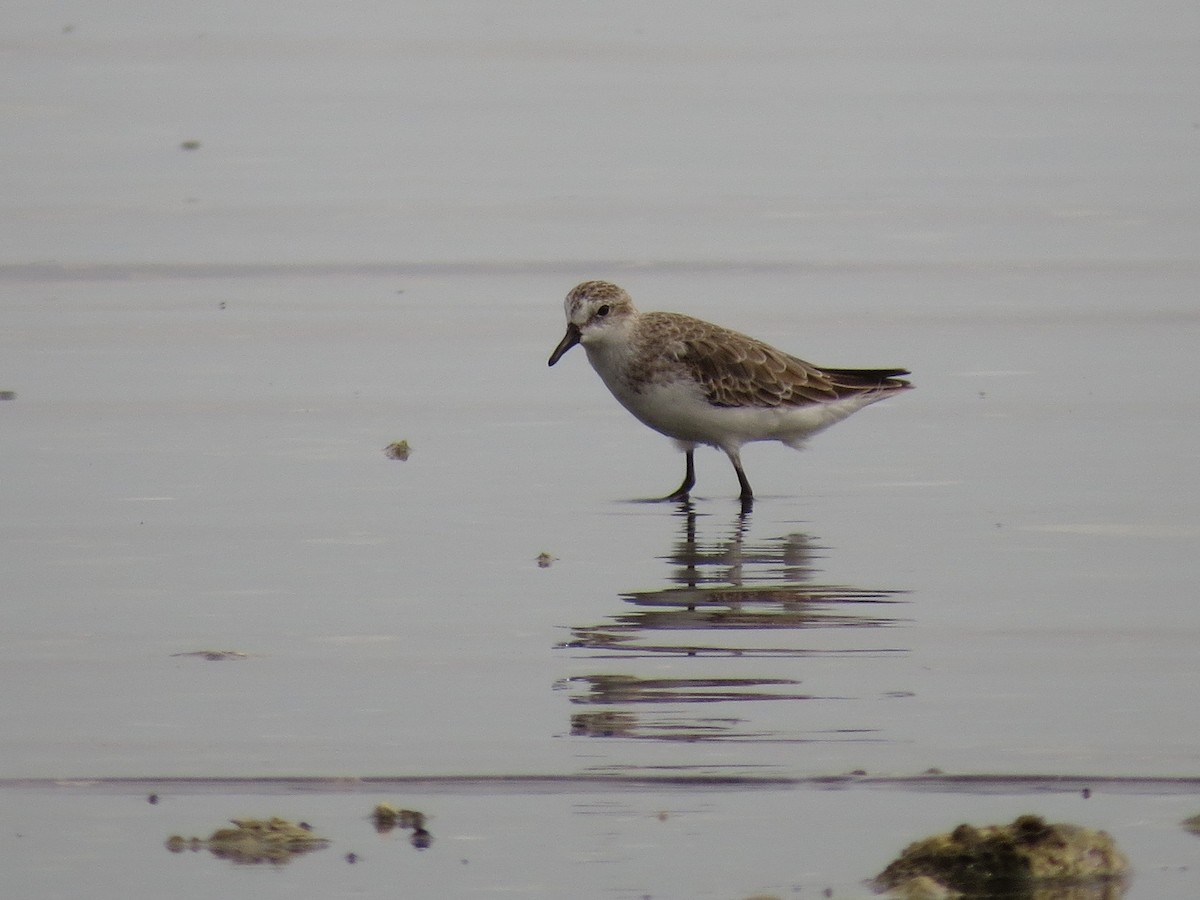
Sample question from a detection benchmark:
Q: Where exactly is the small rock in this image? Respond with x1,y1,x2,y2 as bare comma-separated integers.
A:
372,803,432,848
875,814,1128,896
166,817,328,864
384,440,411,461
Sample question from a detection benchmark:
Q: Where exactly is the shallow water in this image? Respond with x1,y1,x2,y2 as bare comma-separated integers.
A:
3,2,1200,897
4,266,1196,781
4,775,1200,898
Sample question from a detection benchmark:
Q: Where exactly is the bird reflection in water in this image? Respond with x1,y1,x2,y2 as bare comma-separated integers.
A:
557,500,909,743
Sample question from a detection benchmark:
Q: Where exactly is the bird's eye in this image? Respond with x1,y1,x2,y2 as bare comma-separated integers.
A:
596,304,610,317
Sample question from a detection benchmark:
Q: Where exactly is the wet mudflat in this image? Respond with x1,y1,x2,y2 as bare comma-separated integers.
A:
3,2,1200,898
3,266,1197,898
3,267,1195,781
4,775,1200,898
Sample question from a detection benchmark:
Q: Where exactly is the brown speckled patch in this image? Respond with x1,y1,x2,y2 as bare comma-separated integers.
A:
630,311,909,408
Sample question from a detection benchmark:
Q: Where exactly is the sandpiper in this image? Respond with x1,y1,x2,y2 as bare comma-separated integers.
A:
548,280,911,502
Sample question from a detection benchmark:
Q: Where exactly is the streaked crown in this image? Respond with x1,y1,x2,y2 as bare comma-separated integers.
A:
564,280,635,326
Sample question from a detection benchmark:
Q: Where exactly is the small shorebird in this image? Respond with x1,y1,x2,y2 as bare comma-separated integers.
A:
548,280,911,502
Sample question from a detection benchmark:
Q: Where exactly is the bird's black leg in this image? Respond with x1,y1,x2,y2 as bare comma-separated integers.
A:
662,449,695,501
726,449,754,503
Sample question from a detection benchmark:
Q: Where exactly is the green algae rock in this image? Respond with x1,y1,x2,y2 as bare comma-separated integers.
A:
875,814,1128,898
166,817,329,864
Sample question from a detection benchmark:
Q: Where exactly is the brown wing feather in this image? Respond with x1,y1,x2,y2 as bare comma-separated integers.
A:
818,366,912,396
648,313,910,409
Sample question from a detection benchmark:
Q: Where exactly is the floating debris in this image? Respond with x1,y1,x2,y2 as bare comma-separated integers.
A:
372,803,432,849
0,391,16,401
383,440,411,461
171,650,248,661
536,551,557,568
372,803,424,830
180,140,202,151
1184,813,1200,834
874,814,1128,897
165,817,329,864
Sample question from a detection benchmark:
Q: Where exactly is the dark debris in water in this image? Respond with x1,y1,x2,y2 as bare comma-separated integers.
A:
372,803,432,849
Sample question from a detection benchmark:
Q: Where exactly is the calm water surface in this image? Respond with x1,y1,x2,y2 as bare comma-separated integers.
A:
3,2,1199,897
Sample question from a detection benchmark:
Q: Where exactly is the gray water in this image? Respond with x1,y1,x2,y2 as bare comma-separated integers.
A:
3,3,1199,897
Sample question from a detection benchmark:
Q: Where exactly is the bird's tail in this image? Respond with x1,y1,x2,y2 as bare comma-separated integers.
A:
819,367,912,392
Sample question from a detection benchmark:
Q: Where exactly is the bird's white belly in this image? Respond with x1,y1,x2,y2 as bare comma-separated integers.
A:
582,334,884,453
605,373,872,451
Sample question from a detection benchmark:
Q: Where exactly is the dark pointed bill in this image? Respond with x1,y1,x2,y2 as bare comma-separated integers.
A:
547,323,581,366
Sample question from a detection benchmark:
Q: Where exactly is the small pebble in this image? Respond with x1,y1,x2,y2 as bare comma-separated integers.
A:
384,440,411,461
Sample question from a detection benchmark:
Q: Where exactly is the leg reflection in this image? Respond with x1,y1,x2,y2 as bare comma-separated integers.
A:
557,504,910,744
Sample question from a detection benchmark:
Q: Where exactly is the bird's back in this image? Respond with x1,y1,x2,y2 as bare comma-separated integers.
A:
637,311,910,410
